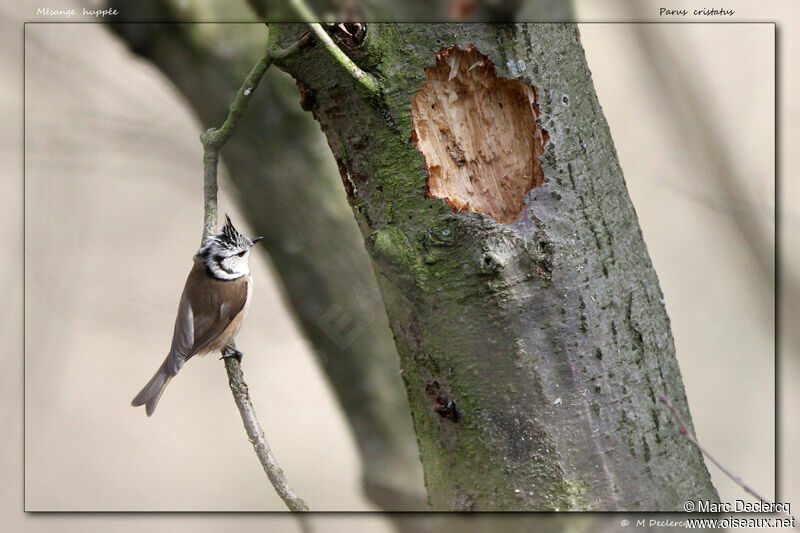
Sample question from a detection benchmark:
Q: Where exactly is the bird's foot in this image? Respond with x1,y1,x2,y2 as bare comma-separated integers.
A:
220,344,243,362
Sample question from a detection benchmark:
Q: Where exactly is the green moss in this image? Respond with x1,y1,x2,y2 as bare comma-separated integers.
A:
564,478,592,510
371,227,412,269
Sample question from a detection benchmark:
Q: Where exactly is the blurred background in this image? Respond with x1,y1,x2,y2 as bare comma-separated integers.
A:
3,0,796,531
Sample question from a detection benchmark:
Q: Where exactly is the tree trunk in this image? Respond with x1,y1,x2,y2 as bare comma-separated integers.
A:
109,6,426,510
272,22,718,510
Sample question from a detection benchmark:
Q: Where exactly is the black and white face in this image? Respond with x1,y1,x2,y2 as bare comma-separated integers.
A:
206,244,251,280
197,216,261,280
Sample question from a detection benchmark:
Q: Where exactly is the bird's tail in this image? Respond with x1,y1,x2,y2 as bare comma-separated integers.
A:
131,356,174,416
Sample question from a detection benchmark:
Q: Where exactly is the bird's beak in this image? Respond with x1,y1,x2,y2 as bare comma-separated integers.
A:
250,237,264,245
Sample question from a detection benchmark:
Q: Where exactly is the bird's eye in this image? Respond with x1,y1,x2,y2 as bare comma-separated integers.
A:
237,251,246,257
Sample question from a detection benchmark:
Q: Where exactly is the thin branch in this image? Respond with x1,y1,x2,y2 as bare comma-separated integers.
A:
659,395,770,505
287,0,381,97
201,27,310,513
200,25,305,245
224,351,310,512
201,26,271,244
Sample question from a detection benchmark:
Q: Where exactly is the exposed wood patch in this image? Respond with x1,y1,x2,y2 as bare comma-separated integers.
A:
411,45,547,224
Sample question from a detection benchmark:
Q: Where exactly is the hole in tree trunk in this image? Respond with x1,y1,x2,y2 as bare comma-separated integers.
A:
411,45,547,224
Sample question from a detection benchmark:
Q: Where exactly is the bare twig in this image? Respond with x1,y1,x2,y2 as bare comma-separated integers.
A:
201,26,310,513
223,351,310,512
201,25,307,246
287,0,381,97
659,395,770,505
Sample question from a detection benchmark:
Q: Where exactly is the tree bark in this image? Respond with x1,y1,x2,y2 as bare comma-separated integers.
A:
272,22,718,510
108,7,426,510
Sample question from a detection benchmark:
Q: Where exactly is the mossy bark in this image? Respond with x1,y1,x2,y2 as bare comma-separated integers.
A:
273,22,718,510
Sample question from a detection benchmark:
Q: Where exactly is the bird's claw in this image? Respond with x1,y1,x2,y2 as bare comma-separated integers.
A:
220,344,243,362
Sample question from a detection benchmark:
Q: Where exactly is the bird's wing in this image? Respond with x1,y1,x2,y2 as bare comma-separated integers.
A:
165,261,249,374
165,289,195,375
184,266,249,357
